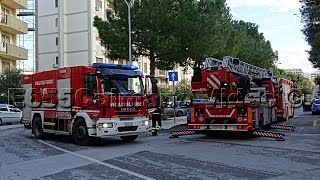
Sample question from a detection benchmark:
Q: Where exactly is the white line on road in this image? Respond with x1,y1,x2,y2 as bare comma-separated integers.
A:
38,140,155,180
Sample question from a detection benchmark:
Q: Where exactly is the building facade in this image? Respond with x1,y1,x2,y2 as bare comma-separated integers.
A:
37,0,101,71
0,0,28,73
310,71,320,84
37,0,192,86
284,69,304,76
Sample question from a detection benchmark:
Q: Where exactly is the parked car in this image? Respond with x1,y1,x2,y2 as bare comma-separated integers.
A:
0,104,22,125
164,101,188,117
311,99,320,115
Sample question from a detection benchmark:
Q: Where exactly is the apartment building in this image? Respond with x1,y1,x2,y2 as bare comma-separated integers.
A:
0,0,28,73
37,0,192,86
310,71,320,84
284,69,304,76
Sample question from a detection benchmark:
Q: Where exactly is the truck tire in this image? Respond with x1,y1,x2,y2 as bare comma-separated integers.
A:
33,116,46,139
120,135,138,142
0,118,2,126
72,119,91,146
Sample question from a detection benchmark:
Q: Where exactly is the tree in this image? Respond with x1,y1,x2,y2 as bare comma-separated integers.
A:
93,0,232,74
220,20,278,68
315,75,320,85
300,0,320,68
0,69,23,103
175,79,192,101
159,88,173,102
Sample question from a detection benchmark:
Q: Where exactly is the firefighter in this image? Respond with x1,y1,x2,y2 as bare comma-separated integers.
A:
151,106,162,136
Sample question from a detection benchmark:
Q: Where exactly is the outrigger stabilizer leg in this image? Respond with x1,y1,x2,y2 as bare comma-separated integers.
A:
270,124,295,131
253,130,286,141
169,130,196,138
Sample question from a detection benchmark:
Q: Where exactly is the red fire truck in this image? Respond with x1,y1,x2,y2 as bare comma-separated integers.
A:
188,56,278,134
21,63,157,145
274,78,295,120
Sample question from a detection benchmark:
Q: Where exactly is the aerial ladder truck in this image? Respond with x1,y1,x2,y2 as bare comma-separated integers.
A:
172,56,295,140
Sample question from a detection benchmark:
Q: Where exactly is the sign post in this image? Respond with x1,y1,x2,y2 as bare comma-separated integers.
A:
168,72,178,124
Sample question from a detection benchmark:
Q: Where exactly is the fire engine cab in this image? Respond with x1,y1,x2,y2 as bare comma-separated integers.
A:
21,63,155,145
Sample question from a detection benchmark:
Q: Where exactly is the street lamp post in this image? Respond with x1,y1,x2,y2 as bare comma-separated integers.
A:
124,0,133,90
123,0,132,66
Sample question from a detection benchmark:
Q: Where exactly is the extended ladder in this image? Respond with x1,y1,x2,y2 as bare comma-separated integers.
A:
202,56,273,78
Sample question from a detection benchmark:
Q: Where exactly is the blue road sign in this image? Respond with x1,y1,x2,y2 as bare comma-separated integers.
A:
168,72,178,81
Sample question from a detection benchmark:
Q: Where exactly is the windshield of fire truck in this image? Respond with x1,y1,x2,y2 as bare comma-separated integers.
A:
101,76,144,95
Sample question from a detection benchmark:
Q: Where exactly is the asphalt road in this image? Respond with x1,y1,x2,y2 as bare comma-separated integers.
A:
0,109,319,180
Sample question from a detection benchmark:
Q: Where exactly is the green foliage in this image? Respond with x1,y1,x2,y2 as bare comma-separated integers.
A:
94,0,277,73
159,88,173,102
274,68,314,94
94,0,198,75
0,69,23,103
175,79,193,101
300,0,320,68
314,75,320,85
217,20,278,68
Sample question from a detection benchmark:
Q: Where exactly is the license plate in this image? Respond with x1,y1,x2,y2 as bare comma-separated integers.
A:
124,122,133,126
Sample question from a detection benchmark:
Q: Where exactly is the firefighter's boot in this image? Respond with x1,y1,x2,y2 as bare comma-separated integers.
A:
151,128,158,136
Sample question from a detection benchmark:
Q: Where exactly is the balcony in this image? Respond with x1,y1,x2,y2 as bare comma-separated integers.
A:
0,43,28,60
1,0,28,9
0,14,28,34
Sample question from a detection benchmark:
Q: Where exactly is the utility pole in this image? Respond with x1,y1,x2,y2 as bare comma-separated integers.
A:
124,0,133,90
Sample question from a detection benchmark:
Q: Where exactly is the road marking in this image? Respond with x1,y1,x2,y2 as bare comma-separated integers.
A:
38,140,155,180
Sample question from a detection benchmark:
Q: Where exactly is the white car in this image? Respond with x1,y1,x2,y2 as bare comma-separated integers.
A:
0,104,22,125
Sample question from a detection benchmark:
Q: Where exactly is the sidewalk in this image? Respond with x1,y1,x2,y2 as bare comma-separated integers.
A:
160,116,187,130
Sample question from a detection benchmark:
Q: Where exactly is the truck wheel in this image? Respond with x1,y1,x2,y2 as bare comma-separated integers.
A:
0,118,2,126
72,119,91,146
120,135,138,142
176,111,183,117
33,116,46,139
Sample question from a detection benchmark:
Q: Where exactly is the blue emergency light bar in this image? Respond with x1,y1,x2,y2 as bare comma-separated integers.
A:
91,63,139,70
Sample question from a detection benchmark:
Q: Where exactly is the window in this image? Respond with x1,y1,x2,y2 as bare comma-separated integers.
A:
96,0,102,9
144,63,147,73
55,0,58,8
96,57,103,63
1,7,10,23
108,59,114,64
1,34,10,44
0,107,8,111
55,37,58,46
2,61,10,71
55,56,58,64
55,18,58,27
0,34,9,52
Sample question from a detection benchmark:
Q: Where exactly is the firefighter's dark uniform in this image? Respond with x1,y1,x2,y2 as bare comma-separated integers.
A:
151,107,162,136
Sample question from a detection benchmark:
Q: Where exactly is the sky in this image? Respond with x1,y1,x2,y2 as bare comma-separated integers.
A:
226,0,317,74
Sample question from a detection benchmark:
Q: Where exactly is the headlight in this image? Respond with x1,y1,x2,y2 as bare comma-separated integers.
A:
99,123,113,128
144,120,149,126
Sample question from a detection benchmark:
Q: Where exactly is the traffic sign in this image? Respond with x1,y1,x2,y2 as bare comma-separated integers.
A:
168,72,178,81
